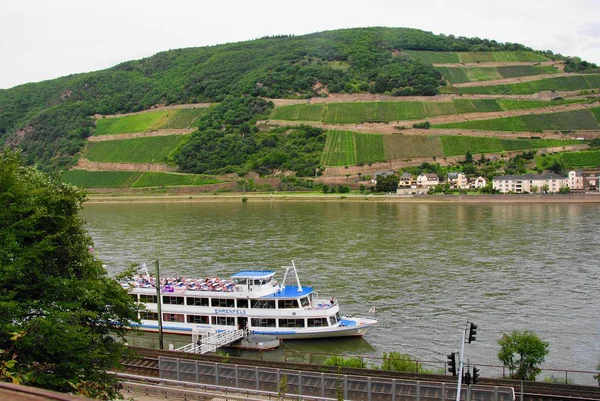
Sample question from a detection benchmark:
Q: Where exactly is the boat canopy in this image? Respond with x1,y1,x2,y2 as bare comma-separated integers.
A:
231,270,276,279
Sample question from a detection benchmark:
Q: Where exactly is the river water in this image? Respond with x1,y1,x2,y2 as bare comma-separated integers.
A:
83,201,600,384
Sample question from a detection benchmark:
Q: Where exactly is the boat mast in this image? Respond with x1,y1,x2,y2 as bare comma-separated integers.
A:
282,260,303,292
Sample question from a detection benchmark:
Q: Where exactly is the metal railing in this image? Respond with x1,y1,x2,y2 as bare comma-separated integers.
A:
158,356,516,401
124,336,600,386
176,329,244,354
118,372,336,401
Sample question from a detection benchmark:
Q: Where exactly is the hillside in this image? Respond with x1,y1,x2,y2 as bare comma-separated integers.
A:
1,27,561,171
1,26,600,191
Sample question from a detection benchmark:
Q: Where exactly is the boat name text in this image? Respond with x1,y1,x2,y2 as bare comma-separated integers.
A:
214,308,247,315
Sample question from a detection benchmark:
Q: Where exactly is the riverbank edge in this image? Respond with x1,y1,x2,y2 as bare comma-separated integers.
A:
86,193,600,204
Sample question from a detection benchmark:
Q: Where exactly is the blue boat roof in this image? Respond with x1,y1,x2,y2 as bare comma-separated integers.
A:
264,285,313,298
231,270,275,279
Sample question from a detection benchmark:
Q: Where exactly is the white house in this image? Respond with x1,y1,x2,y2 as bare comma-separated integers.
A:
416,173,440,188
568,170,584,190
471,176,487,189
492,173,568,194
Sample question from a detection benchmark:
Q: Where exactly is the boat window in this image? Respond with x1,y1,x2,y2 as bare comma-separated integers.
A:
130,294,138,302
212,316,235,326
187,297,209,306
300,297,309,307
254,279,261,285
251,318,276,327
329,316,336,325
187,315,209,324
211,298,235,308
336,312,341,321
277,299,299,309
278,318,305,328
307,318,328,327
236,299,249,308
162,296,184,305
140,311,158,320
235,278,247,285
163,313,184,323
251,299,276,309
139,294,157,303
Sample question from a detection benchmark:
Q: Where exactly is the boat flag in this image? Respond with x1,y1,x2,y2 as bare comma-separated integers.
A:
368,306,377,314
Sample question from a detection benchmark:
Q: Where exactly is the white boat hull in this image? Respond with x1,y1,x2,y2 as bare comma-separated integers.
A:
133,316,376,340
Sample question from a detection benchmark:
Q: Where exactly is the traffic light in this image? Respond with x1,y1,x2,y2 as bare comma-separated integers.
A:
468,323,477,343
447,352,457,376
463,371,471,385
472,366,480,384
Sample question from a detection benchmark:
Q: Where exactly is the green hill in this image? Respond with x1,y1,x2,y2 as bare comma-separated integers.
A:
1,26,599,181
0,27,555,172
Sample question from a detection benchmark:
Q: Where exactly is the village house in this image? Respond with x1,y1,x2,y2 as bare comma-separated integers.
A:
396,172,430,195
416,173,440,188
492,173,568,194
447,172,468,189
568,170,600,192
471,176,487,189
398,172,415,188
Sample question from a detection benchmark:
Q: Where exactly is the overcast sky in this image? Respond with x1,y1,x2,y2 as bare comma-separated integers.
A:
1,0,600,90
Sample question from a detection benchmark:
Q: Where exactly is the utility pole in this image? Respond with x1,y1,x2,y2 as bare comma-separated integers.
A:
154,259,164,350
455,324,467,401
456,321,477,401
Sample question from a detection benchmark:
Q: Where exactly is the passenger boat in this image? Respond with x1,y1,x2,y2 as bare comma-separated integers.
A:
123,261,377,339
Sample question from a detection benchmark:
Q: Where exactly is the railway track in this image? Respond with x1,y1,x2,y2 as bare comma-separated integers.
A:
120,348,600,401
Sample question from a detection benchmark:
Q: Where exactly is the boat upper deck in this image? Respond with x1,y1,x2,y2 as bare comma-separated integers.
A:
125,274,237,293
123,269,313,298
231,270,276,279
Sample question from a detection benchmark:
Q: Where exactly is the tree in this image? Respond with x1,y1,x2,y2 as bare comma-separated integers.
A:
497,330,549,380
548,159,563,174
375,174,399,193
464,151,473,164
0,149,141,399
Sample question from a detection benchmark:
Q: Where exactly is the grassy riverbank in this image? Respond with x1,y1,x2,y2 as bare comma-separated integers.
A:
86,192,600,204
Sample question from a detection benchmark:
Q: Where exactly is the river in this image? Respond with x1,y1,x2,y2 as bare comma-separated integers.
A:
83,201,600,384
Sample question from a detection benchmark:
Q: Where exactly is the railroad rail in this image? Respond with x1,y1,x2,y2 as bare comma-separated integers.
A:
120,347,600,401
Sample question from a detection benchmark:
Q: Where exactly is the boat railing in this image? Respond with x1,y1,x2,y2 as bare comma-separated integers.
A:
308,292,337,310
176,329,244,354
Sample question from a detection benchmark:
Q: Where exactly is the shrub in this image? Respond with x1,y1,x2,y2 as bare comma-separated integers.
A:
412,121,431,129
381,352,419,372
323,355,366,368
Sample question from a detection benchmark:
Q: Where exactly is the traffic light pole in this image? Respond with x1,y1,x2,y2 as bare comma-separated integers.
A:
455,324,467,401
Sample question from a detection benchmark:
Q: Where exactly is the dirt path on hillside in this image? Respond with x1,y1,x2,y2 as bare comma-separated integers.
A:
452,73,580,88
95,104,211,119
88,129,194,142
431,61,559,68
262,118,600,138
73,159,178,172
406,100,600,124
269,91,595,106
